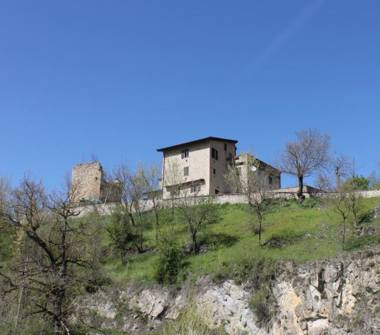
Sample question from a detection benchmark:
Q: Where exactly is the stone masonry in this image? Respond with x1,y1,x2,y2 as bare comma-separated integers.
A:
71,161,121,203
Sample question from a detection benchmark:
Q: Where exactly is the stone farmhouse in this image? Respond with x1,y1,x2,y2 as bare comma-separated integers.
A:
71,136,281,203
157,136,281,200
235,153,281,191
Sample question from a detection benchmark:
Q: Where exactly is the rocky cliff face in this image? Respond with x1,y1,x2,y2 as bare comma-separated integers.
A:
76,249,380,335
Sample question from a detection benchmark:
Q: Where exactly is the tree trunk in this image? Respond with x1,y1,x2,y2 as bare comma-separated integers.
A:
154,208,160,243
192,231,199,254
335,169,341,192
342,217,346,250
258,219,262,246
297,175,305,200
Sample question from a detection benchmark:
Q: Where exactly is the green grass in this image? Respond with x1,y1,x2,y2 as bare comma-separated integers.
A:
101,197,380,285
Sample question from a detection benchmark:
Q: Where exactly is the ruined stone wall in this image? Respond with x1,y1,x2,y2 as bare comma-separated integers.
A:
72,161,122,204
72,162,103,202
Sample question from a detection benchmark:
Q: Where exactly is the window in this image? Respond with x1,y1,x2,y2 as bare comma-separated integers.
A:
181,149,189,159
224,143,227,151
226,152,234,164
191,184,201,193
184,166,189,176
170,190,179,197
268,175,273,185
211,148,218,160
213,168,216,175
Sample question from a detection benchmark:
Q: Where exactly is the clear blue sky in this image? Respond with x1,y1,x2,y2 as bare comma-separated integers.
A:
0,0,379,189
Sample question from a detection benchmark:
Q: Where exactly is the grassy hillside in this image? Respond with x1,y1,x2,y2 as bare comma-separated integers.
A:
1,196,380,335
102,197,380,285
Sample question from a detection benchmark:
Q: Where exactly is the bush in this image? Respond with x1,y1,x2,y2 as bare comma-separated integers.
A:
107,208,142,263
344,235,380,251
85,268,112,293
155,241,186,285
160,307,227,335
213,256,276,286
299,197,323,209
0,222,15,262
249,286,273,324
343,176,370,191
264,230,304,248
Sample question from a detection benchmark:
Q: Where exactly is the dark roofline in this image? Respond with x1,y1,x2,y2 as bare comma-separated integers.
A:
157,136,238,152
256,158,282,173
235,154,281,173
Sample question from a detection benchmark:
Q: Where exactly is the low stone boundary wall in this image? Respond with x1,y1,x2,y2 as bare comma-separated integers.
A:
76,189,380,217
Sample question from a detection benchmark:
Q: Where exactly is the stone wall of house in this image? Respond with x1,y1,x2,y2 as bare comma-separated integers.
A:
161,141,211,199
208,140,237,195
236,153,281,191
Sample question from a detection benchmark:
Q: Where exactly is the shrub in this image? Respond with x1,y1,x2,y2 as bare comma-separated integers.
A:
155,240,186,285
343,175,370,191
213,256,277,286
264,230,304,248
160,306,227,335
107,208,142,263
84,268,112,293
300,197,322,209
249,286,273,324
344,235,380,251
200,233,238,250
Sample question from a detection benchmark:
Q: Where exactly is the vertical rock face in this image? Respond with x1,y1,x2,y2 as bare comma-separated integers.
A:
76,249,380,335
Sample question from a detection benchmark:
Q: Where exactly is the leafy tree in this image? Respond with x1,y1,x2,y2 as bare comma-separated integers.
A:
343,175,370,191
107,208,141,264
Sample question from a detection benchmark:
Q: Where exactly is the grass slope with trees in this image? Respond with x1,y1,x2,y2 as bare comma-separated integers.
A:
1,128,380,334
103,197,380,285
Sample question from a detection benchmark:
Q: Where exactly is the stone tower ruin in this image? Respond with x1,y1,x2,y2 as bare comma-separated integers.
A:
71,161,121,203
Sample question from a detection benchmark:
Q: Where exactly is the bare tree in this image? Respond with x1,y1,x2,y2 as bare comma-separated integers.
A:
112,164,146,253
332,155,351,191
162,160,183,207
332,189,351,250
160,161,219,254
329,158,368,247
138,165,162,242
316,155,351,192
177,193,219,254
281,129,330,199
0,177,100,334
225,154,271,246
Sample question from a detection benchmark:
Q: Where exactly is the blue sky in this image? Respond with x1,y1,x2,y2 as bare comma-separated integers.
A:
0,0,379,189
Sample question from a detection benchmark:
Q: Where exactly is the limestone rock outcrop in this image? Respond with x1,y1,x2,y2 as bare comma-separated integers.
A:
75,249,380,334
